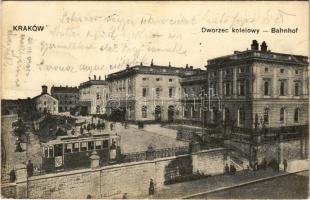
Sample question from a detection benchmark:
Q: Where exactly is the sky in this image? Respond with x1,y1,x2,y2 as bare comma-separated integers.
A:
2,1,309,99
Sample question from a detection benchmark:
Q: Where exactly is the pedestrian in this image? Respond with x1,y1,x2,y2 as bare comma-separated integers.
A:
124,121,128,129
15,141,23,152
149,179,155,195
230,164,236,174
224,163,229,174
262,158,267,170
254,160,259,171
283,159,288,172
9,169,16,182
26,160,34,177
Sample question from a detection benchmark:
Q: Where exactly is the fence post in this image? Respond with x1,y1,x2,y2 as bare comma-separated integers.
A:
88,151,101,198
15,164,28,198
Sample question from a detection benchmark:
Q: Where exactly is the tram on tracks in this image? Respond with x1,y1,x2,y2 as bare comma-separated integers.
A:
41,133,120,172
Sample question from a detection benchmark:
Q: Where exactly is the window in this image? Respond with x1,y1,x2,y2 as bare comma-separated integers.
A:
263,108,269,125
169,78,173,82
142,88,147,97
280,69,284,73
238,108,245,126
264,81,269,96
88,141,94,151
96,106,100,114
64,143,72,153
156,78,161,81
80,142,87,151
102,140,109,148
265,68,269,72
142,77,148,81
155,88,160,98
142,106,147,118
97,93,100,99
73,143,79,152
280,107,286,124
239,67,245,73
169,88,173,98
225,83,231,96
280,81,285,96
294,82,300,96
95,141,102,150
239,81,245,96
295,70,299,74
44,101,46,105
294,108,299,123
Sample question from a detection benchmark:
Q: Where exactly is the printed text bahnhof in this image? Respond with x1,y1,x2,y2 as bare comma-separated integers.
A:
201,27,298,34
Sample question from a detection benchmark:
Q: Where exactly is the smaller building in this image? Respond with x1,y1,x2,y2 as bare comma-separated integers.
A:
33,85,59,114
79,75,109,115
179,71,208,126
51,86,79,112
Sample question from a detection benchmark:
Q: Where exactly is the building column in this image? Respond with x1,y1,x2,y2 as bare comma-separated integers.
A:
287,70,292,97
272,68,277,98
233,67,237,98
219,69,223,96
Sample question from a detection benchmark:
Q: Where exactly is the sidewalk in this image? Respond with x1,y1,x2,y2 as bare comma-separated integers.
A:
135,160,308,199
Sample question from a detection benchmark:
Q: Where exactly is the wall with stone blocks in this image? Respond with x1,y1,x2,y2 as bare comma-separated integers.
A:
257,138,308,163
192,148,226,175
6,149,227,199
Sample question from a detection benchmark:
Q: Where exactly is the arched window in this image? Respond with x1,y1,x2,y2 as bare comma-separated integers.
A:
294,83,299,96
264,81,269,96
294,108,299,123
280,107,285,124
142,106,147,118
264,108,269,124
238,108,245,126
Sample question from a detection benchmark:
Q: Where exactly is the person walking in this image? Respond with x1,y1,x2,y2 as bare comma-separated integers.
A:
149,179,155,195
283,159,288,172
26,160,34,177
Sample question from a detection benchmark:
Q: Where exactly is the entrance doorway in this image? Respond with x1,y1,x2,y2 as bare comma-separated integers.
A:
168,105,175,122
155,106,161,121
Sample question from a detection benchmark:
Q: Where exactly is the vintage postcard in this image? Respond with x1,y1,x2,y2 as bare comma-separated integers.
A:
1,1,309,199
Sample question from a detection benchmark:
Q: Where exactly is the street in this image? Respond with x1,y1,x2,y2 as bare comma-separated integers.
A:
191,171,309,199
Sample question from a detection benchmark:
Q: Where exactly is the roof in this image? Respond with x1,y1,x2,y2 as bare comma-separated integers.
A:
51,86,79,93
106,64,202,81
32,93,58,101
42,134,119,145
79,80,108,89
207,49,308,68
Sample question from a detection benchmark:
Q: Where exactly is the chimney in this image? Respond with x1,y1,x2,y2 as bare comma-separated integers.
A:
99,75,101,80
126,64,130,69
105,75,107,79
168,62,171,67
150,59,154,67
88,77,91,80
261,41,268,52
140,62,143,66
66,85,68,87
41,85,48,94
94,75,96,80
186,64,188,69
190,66,193,69
251,40,259,50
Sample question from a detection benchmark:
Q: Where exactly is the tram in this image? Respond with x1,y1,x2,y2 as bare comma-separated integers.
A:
41,133,120,172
